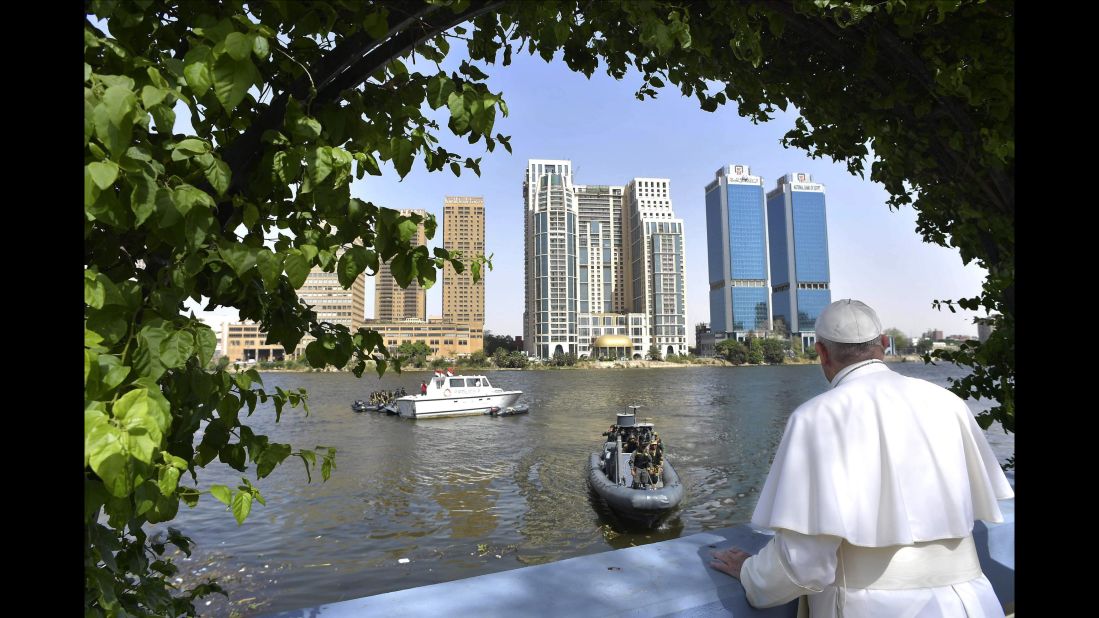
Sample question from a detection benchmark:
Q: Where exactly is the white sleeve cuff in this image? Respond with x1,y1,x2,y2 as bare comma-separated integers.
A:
740,531,841,608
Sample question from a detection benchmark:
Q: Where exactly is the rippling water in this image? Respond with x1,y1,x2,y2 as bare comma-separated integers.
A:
149,362,1013,616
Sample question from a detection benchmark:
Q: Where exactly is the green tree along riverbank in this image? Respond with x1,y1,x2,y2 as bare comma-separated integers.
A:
85,2,1012,615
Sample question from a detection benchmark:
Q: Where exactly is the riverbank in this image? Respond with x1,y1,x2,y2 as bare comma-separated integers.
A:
246,354,925,372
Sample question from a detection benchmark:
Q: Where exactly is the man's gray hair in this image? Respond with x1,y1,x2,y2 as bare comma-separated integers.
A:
818,336,883,364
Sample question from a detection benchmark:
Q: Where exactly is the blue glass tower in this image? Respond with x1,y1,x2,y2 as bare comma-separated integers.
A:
767,172,831,348
704,165,771,340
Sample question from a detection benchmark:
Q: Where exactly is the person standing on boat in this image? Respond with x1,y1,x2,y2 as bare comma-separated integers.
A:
420,381,427,396
709,299,1013,617
648,442,662,483
630,442,654,489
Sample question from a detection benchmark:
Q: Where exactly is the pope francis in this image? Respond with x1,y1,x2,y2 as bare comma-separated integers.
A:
709,299,1014,617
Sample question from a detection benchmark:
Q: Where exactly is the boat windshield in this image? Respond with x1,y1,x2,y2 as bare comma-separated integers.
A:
480,377,491,387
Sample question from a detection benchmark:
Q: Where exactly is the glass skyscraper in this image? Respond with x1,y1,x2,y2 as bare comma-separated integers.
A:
767,172,831,348
704,164,771,340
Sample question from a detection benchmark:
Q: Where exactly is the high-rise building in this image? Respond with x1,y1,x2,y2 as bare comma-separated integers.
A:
442,196,486,332
299,266,366,332
622,177,688,357
767,172,831,348
523,161,687,360
375,208,427,320
524,160,578,358
704,164,771,341
575,184,625,314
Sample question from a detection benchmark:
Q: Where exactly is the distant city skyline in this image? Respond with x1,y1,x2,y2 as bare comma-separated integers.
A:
189,46,988,341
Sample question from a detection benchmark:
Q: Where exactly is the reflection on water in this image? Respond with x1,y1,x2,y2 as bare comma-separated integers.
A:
151,363,1013,616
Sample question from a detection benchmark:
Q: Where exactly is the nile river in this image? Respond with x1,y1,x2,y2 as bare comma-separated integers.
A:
152,363,1014,616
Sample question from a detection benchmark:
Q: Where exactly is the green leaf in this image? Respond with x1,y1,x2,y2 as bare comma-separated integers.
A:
157,464,181,497
150,104,176,133
389,252,415,288
337,246,369,288
305,340,326,368
133,322,170,380
252,35,270,59
141,85,169,109
173,184,217,213
130,173,158,226
87,306,129,346
220,243,258,277
256,443,291,479
390,138,415,178
92,88,135,158
84,403,110,467
86,327,106,352
448,91,470,133
201,155,232,197
397,219,419,243
306,146,334,186
84,270,106,309
113,386,171,463
363,7,390,38
102,83,136,127
355,152,381,176
291,116,323,141
183,45,214,97
243,203,260,228
256,249,284,290
283,250,311,288
427,74,455,110
224,32,252,61
231,490,253,524
88,161,119,190
98,356,131,395
213,54,259,113
209,484,232,506
179,487,201,507
88,424,130,497
135,481,158,516
159,330,195,369
219,443,247,471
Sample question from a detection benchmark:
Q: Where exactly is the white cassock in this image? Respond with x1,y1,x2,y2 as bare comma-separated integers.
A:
740,360,1014,617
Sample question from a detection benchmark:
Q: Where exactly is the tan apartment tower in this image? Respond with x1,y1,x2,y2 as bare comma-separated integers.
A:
375,208,428,320
300,266,366,332
441,196,486,333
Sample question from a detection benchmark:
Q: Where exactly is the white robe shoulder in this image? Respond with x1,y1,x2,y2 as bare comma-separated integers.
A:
750,364,1013,547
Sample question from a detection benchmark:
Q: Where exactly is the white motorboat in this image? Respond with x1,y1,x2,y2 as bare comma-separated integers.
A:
395,373,521,419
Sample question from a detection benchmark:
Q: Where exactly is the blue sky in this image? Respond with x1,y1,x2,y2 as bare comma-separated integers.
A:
167,32,987,340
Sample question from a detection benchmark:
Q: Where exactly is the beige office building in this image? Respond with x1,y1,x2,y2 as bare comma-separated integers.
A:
375,208,428,321
221,321,289,363
441,196,485,332
299,266,366,332
366,317,484,358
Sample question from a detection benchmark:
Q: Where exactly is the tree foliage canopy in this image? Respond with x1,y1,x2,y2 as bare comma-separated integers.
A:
85,0,1012,614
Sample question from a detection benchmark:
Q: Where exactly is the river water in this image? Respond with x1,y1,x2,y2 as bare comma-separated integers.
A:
151,362,1014,616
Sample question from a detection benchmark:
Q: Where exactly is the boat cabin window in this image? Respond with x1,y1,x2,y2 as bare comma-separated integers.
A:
480,378,491,387
467,378,482,387
448,378,464,388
